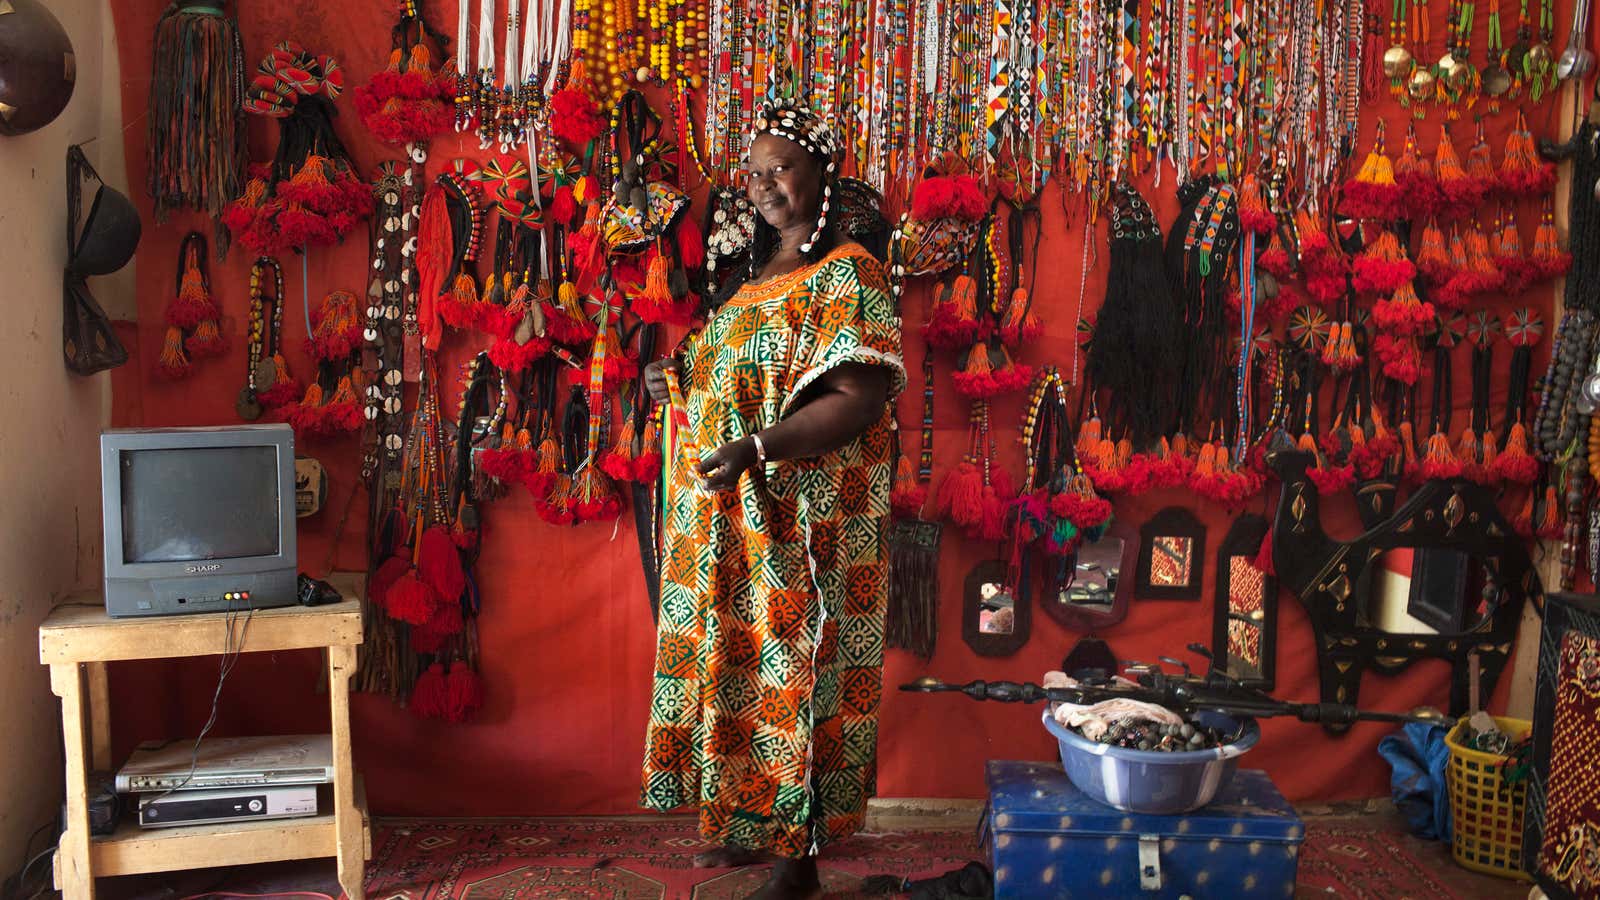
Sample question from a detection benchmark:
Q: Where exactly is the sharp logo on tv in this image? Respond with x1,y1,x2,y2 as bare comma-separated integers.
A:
185,564,223,574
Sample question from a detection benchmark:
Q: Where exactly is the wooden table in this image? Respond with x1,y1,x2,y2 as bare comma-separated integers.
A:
38,573,369,899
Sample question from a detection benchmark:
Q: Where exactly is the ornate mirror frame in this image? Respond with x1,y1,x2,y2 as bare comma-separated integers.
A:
1268,441,1540,732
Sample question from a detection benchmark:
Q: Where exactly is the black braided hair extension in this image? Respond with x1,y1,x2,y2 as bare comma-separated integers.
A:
1186,186,1241,434
561,384,588,474
268,94,352,188
1561,120,1600,315
1085,183,1180,447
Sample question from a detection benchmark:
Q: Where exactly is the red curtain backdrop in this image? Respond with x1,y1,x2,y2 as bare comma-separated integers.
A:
104,0,1586,814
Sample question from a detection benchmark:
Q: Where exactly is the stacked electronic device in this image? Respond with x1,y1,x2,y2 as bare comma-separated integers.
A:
115,735,332,828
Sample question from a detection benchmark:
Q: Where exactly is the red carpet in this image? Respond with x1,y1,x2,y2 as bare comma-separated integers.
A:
365,817,980,898
100,814,1530,898
1296,820,1528,900
355,817,1523,899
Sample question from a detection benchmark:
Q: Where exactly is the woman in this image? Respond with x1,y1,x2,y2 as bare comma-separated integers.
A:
641,101,904,900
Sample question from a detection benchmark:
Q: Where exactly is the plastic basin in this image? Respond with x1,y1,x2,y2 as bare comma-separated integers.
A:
1041,707,1261,814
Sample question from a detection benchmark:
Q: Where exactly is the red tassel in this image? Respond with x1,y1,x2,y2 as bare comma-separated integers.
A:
1340,136,1402,220
1490,423,1540,485
975,483,1009,541
186,317,228,358
157,326,192,380
1394,125,1442,220
550,184,578,227
910,174,987,222
1420,431,1463,481
632,248,697,326
1352,230,1416,295
1259,231,1293,278
1530,201,1572,281
936,460,985,527
674,216,706,271
890,455,927,518
998,287,1043,345
1498,113,1558,197
549,83,607,149
409,600,464,654
416,524,465,602
926,275,984,350
1252,531,1276,576
1237,173,1277,234
1513,490,1535,538
1435,128,1486,219
444,663,485,722
366,554,412,612
570,204,607,281
384,571,439,626
951,342,995,398
1537,486,1561,539
408,663,449,718
1416,219,1454,286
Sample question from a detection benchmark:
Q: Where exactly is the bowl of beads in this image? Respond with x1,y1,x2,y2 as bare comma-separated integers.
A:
1041,702,1260,815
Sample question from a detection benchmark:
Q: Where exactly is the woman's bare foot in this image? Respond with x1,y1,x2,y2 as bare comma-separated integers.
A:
693,844,774,868
745,856,822,900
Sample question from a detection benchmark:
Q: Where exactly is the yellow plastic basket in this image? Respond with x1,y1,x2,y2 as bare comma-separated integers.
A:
1444,714,1532,881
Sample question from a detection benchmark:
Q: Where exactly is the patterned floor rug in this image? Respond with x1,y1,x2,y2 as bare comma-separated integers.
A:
99,813,1531,899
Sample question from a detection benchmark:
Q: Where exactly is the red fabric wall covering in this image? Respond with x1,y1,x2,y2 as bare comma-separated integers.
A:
104,0,1582,813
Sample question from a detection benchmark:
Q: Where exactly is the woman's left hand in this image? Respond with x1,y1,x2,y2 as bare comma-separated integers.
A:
697,436,759,492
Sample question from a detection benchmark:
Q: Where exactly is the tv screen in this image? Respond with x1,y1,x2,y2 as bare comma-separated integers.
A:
120,446,281,563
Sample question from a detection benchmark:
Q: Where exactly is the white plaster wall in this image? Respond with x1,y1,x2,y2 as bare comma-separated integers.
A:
0,0,123,870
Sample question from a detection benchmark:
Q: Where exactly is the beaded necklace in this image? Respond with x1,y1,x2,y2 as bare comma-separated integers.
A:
1510,0,1556,100
1482,0,1511,108
1136,0,1162,172
1012,0,1037,156
1115,0,1138,179
498,0,522,150
1436,0,1480,115
1234,233,1257,460
1288,0,1317,174
1405,0,1435,105
474,0,496,144
455,0,475,132
239,256,284,421
983,0,1014,166
889,0,912,184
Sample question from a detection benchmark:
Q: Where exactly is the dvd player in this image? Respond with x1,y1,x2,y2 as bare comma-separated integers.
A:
138,784,318,828
116,734,333,793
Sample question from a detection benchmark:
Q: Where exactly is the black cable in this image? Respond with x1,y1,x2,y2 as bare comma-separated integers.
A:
145,602,255,806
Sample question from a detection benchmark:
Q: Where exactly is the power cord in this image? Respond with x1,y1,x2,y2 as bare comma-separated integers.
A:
146,600,255,806
3,842,56,900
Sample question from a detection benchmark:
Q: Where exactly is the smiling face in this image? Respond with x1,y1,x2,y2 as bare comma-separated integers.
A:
745,133,823,234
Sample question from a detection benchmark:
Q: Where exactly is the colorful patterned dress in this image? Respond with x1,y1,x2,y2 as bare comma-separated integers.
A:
641,242,905,856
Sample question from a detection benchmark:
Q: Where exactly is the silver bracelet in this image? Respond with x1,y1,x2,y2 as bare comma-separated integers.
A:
750,432,768,466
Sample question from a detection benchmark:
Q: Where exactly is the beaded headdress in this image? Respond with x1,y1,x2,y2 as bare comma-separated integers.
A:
749,100,841,162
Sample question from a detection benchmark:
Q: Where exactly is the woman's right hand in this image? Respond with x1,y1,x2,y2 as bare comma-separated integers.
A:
643,358,681,405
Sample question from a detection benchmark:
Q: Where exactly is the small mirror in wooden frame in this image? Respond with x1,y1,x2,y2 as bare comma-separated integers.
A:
1136,507,1207,601
1211,514,1277,689
963,559,1031,657
1041,536,1132,631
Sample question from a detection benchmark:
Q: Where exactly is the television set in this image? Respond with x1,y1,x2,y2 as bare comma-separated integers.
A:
100,425,297,617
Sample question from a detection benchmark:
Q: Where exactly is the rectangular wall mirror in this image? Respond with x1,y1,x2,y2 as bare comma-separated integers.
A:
1212,514,1277,689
